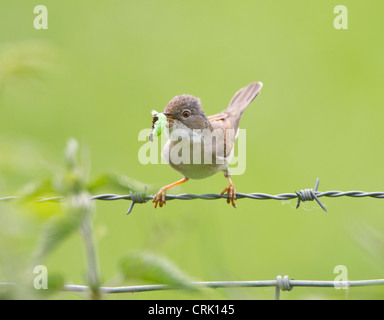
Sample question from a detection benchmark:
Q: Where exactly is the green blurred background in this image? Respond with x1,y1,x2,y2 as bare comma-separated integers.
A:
1,0,384,299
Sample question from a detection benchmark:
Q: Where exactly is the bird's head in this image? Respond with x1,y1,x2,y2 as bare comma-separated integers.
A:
163,94,210,132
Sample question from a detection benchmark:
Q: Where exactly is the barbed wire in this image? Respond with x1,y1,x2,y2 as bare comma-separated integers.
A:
2,177,384,299
1,178,384,214
2,275,384,299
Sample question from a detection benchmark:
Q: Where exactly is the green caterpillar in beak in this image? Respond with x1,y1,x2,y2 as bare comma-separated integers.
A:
149,110,167,141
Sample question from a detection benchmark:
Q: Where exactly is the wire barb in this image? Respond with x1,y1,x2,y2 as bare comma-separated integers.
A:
275,275,292,300
276,275,292,291
126,190,149,215
295,178,327,212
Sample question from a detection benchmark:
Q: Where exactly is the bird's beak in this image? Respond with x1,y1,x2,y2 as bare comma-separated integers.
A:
163,113,174,120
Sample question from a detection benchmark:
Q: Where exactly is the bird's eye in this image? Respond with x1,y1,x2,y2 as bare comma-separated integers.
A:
181,110,191,118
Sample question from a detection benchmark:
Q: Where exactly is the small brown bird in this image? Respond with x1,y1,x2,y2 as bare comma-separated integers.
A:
152,82,263,208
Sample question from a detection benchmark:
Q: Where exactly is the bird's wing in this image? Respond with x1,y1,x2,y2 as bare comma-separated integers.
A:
207,116,235,158
207,111,228,122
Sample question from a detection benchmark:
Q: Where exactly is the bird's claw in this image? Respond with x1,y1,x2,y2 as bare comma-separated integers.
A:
221,183,237,208
152,188,167,208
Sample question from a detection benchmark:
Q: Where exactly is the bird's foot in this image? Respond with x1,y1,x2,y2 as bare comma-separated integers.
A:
152,187,167,208
221,183,237,208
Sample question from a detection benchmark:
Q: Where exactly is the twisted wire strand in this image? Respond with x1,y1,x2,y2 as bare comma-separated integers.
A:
2,191,384,203
2,191,384,202
2,277,384,293
2,178,384,214
2,276,384,300
1,276,382,295
92,191,384,201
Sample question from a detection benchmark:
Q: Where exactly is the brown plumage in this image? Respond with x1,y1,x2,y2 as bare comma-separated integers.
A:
153,81,263,208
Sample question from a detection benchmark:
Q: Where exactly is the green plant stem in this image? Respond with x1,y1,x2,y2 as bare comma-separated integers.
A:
80,212,101,300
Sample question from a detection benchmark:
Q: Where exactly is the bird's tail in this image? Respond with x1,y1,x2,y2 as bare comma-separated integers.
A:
207,81,263,133
227,81,263,117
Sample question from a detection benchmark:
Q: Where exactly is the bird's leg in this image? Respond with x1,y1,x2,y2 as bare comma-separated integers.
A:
221,170,237,208
153,176,188,208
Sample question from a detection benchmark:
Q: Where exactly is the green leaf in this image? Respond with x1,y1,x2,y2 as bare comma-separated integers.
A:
34,210,83,261
0,40,57,87
89,172,151,194
120,251,197,291
18,177,55,202
35,191,93,260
